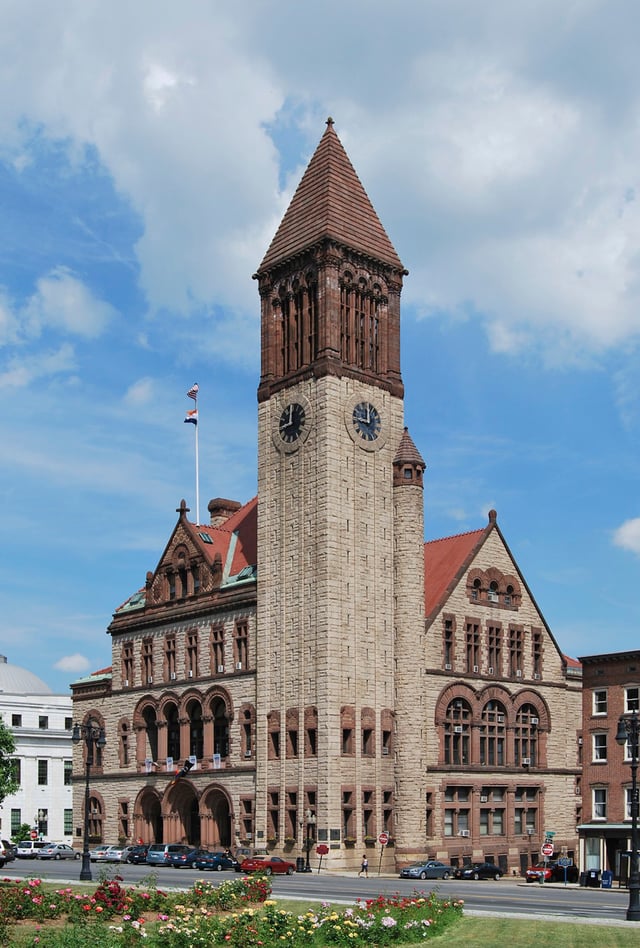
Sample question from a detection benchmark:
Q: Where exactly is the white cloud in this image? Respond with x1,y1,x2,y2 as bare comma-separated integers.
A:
24,268,116,338
53,653,91,673
0,343,77,388
612,518,640,555
124,377,156,406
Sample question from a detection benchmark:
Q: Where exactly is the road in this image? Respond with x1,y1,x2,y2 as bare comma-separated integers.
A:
3,858,637,925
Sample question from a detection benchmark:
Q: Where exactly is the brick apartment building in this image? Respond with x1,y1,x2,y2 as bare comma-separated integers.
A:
578,650,640,880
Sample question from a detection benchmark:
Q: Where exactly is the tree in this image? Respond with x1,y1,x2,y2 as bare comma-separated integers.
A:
0,715,19,805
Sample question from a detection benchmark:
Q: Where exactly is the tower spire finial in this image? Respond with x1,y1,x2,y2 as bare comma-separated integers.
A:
326,116,334,127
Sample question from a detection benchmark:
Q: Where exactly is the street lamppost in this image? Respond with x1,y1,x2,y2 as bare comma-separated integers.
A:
615,709,640,921
72,721,106,882
303,810,316,873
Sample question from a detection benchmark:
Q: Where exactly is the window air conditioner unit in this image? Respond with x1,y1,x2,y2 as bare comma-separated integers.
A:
488,591,499,602
527,827,535,835
533,673,541,680
188,670,193,678
516,670,522,677
123,679,129,687
444,663,452,670
147,676,153,684
170,672,176,680
236,662,243,670
454,725,464,734
497,715,505,724
459,829,470,837
217,665,225,673
488,667,494,675
531,717,539,726
522,758,531,766
244,750,252,758
578,737,583,745
382,747,389,755
480,795,488,803
473,665,479,673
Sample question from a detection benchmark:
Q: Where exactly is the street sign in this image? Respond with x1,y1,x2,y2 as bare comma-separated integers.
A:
316,844,329,855
30,831,37,840
541,842,554,857
557,857,572,867
378,832,389,846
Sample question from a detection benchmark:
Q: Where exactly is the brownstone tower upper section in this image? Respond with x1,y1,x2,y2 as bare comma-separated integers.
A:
255,119,407,402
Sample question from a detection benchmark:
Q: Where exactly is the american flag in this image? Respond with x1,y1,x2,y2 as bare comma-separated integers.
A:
187,383,199,400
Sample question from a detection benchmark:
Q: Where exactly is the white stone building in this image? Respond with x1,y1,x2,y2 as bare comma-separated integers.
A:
0,655,73,844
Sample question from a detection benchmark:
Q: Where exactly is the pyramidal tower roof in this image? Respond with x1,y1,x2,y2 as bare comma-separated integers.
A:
258,118,404,273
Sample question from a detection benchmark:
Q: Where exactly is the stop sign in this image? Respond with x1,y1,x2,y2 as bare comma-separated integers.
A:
316,844,329,855
378,832,389,846
541,842,554,857
30,831,37,840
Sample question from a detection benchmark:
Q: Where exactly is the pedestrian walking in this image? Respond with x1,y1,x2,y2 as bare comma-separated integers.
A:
358,854,369,878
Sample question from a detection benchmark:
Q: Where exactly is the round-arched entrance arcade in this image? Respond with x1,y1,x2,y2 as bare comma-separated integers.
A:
133,782,232,847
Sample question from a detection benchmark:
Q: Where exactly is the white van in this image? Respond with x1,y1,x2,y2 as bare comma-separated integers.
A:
16,840,49,859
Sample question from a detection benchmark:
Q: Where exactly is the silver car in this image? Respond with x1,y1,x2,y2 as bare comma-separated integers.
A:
399,860,453,880
38,843,79,861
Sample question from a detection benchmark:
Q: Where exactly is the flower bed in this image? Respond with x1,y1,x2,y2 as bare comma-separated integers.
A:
0,874,463,946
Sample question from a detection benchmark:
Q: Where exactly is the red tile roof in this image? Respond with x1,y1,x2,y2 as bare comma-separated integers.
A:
424,528,486,618
258,119,404,273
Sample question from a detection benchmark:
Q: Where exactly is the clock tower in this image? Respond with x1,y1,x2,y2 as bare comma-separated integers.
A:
253,120,426,865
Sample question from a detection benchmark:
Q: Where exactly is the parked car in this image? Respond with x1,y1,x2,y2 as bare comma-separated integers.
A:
0,840,17,865
454,862,503,880
127,844,150,864
16,840,50,859
193,850,239,872
146,843,191,866
89,844,112,862
168,847,211,868
120,844,149,864
237,856,296,875
38,843,79,861
399,860,453,880
525,861,579,884
100,846,125,862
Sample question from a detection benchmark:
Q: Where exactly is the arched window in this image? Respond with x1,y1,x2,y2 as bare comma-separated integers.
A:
444,699,471,765
212,697,229,758
515,703,539,767
165,703,180,761
479,700,506,766
142,706,158,763
187,698,203,760
88,795,103,841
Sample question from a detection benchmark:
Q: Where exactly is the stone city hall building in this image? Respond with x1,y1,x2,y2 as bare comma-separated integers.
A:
72,121,582,872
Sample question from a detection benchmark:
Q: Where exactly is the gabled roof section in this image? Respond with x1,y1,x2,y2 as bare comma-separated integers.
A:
111,497,257,619
258,118,404,273
425,527,486,618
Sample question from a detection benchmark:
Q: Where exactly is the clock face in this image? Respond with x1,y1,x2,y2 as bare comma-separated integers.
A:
279,402,306,443
352,402,381,441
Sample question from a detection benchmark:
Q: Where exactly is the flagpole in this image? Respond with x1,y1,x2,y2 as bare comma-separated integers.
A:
186,383,200,525
194,402,200,525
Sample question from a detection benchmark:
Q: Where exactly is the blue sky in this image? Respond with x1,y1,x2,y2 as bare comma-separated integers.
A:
1,0,639,693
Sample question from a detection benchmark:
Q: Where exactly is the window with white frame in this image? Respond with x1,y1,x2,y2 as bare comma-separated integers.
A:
592,690,607,715
625,788,634,821
625,687,639,713
593,787,607,819
592,733,607,762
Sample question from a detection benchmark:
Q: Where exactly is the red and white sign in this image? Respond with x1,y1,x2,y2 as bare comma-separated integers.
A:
378,832,390,846
541,842,554,858
30,831,38,840
316,844,329,856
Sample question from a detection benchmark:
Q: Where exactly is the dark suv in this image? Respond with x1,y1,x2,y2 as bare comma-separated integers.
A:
146,843,191,866
0,839,17,867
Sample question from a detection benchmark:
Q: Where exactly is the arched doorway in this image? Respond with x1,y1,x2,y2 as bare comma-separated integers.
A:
165,781,200,845
135,788,163,844
201,786,232,849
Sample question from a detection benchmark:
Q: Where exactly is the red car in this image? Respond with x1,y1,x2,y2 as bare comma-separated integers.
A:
237,855,296,875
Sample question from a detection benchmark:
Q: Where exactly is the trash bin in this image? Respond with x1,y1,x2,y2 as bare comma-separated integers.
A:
587,869,601,888
296,857,306,873
579,871,587,887
601,870,613,889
